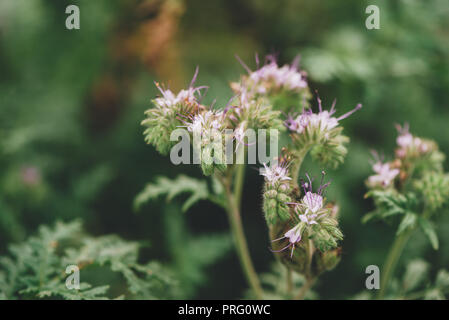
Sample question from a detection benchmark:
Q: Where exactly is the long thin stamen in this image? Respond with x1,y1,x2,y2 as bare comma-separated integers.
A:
305,173,313,191
337,103,362,121
330,98,337,114
271,236,286,242
270,244,291,253
190,66,200,88
235,54,252,74
300,178,308,194
317,94,323,113
291,55,301,70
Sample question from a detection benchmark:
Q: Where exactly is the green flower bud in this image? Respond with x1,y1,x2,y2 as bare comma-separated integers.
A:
263,199,278,225
314,248,342,275
312,225,341,252
414,172,449,211
262,181,292,226
264,189,278,199
309,133,349,169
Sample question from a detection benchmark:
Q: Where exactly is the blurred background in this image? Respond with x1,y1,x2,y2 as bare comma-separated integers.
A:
0,0,448,299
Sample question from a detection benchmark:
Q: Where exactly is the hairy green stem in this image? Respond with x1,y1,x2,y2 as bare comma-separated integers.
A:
234,164,245,207
221,171,264,299
377,208,432,299
377,228,414,299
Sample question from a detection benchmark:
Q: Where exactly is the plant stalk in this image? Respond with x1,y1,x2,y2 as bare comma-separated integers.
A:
221,169,264,299
377,228,414,299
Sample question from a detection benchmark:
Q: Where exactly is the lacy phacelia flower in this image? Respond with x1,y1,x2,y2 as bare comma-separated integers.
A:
232,55,309,98
142,68,206,155
180,110,224,136
286,98,361,169
272,172,341,257
395,124,433,159
294,173,330,218
367,161,400,188
285,98,361,139
272,223,305,258
154,67,206,110
233,122,247,151
179,110,227,176
261,161,292,186
301,192,323,218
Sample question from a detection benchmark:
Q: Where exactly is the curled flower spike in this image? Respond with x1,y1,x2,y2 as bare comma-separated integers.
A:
142,68,209,155
367,150,399,188
272,172,335,258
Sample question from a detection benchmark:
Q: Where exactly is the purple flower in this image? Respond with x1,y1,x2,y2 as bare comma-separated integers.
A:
235,54,308,95
271,223,304,258
301,192,323,217
272,172,331,258
260,161,292,186
367,151,399,188
395,124,431,158
285,97,362,136
154,67,208,110
179,110,224,136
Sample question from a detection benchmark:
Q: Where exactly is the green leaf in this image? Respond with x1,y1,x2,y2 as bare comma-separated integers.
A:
0,221,179,300
396,213,417,235
134,175,209,212
418,217,439,250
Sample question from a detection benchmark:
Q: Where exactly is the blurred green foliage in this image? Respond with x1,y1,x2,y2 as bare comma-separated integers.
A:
0,0,448,299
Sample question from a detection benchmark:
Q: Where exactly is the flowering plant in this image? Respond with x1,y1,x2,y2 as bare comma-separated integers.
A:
137,54,362,299
364,124,449,299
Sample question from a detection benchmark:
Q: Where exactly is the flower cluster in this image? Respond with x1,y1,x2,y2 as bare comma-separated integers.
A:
414,172,449,211
267,172,343,257
364,124,449,251
366,125,445,190
262,155,293,225
367,152,400,189
231,55,311,112
240,55,307,93
266,171,343,275
224,92,284,132
143,54,359,285
285,98,361,138
142,69,206,155
286,98,361,169
180,110,228,175
395,124,434,159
